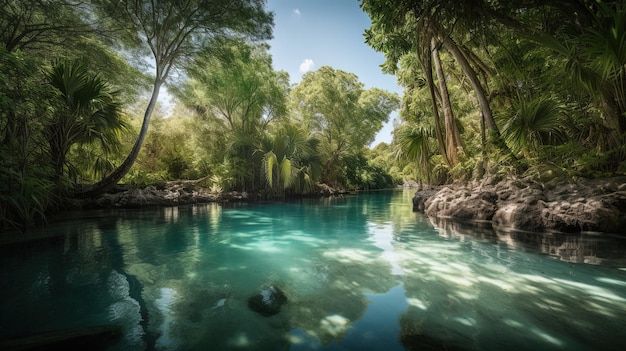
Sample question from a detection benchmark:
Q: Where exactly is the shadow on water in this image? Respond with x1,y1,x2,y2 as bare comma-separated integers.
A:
394,215,626,351
1,191,625,350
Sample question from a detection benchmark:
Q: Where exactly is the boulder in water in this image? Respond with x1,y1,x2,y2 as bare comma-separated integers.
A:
247,285,288,316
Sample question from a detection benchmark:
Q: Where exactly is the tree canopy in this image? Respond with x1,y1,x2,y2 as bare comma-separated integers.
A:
291,66,400,185
362,0,626,182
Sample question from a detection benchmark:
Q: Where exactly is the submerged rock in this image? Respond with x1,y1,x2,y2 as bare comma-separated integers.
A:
247,285,288,317
414,176,626,234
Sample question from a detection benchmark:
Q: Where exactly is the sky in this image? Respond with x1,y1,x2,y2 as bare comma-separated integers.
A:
265,0,403,146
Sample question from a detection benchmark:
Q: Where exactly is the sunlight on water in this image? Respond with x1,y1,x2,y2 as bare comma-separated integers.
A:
1,191,626,351
155,287,178,349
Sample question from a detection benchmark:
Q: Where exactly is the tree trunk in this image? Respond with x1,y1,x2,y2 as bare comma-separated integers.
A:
441,35,499,134
441,34,518,162
420,43,449,167
73,78,163,197
432,38,462,166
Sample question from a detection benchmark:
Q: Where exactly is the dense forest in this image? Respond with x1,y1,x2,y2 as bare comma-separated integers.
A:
1,0,625,231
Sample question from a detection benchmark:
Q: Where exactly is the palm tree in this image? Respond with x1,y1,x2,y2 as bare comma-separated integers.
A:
46,60,125,183
259,125,321,195
499,95,566,159
393,123,439,184
534,3,626,137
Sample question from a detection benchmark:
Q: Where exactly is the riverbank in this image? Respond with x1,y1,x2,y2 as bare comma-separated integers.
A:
412,176,626,234
78,181,349,209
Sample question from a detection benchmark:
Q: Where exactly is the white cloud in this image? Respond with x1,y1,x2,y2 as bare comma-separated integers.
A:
299,58,314,73
293,8,301,16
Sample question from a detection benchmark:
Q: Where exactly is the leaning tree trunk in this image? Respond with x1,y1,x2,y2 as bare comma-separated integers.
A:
73,78,163,198
441,34,518,162
432,38,462,166
440,35,499,134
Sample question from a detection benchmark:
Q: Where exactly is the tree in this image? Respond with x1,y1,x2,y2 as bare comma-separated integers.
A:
176,37,289,190
291,66,399,185
46,60,126,182
362,0,506,175
0,0,92,52
362,0,611,179
180,37,288,136
0,0,143,97
77,0,274,196
0,49,54,230
259,124,321,195
431,38,462,166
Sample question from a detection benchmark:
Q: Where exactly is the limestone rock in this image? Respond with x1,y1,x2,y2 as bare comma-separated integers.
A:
412,189,438,212
414,176,626,234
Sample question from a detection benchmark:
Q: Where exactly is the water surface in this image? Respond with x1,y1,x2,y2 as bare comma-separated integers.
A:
1,190,626,350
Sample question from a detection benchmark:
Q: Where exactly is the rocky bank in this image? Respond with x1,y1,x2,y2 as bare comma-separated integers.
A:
81,183,232,208
79,181,347,209
413,176,626,234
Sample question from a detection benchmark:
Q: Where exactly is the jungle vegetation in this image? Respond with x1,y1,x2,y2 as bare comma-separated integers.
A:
1,0,624,230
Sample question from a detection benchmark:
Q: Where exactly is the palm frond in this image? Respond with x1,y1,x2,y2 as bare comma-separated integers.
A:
500,95,566,155
262,150,277,187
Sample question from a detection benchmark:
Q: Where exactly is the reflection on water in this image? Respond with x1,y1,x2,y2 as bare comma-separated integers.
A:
0,190,625,351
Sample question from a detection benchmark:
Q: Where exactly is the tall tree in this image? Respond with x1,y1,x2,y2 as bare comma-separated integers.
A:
77,0,274,196
290,66,399,185
362,0,507,176
180,37,288,136
176,37,288,190
431,38,462,166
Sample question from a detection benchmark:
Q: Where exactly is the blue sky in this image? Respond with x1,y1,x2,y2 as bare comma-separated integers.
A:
265,0,402,145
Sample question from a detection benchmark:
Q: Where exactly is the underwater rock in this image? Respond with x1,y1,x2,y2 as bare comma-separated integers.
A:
247,285,288,317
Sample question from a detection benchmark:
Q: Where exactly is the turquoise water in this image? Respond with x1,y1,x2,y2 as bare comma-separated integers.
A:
1,190,626,350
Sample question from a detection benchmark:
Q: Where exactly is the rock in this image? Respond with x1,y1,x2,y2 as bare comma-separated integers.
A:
412,189,438,212
424,185,497,221
247,285,288,317
416,176,626,234
493,203,545,232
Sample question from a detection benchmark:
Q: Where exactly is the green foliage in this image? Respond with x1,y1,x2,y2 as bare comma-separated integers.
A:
361,0,626,183
0,49,57,230
123,168,167,188
393,123,440,183
291,66,399,185
343,153,394,190
174,38,289,191
1,0,90,52
0,146,56,231
258,124,322,195
46,60,127,181
499,95,567,157
180,38,288,136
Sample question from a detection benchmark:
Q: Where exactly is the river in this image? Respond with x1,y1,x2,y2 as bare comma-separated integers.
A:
1,190,625,350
